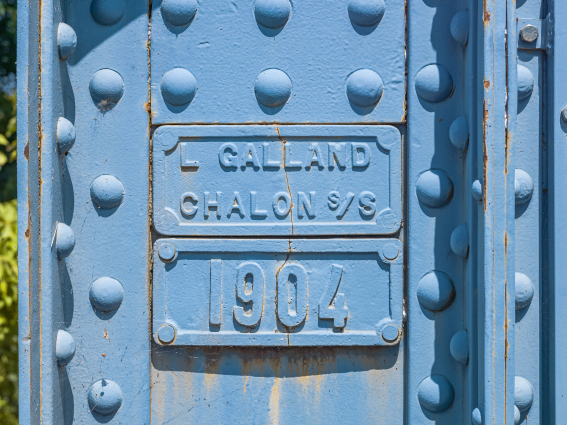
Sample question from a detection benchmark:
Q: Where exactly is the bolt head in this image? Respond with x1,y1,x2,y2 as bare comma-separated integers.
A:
520,25,539,43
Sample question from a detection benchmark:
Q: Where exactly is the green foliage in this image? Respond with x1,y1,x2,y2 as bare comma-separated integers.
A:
0,199,17,424
0,0,18,423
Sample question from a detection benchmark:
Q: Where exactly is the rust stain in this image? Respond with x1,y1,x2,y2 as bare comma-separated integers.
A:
484,79,491,90
103,328,110,342
483,101,489,212
25,228,29,238
24,142,29,160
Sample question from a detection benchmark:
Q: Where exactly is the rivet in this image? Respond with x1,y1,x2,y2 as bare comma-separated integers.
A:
515,272,534,310
161,68,197,107
517,65,534,101
450,329,469,365
515,376,534,413
561,106,567,123
450,224,469,259
56,223,75,259
472,407,483,425
254,69,292,108
514,405,521,424
346,69,384,107
57,23,77,61
417,375,454,413
56,117,76,154
347,0,386,27
159,243,176,262
383,243,399,260
90,175,124,209
415,64,454,103
416,169,454,208
449,115,469,151
89,69,124,112
161,0,198,27
450,10,469,45
520,24,539,43
87,379,123,415
472,180,483,201
56,330,76,366
515,169,534,205
254,0,291,29
381,324,399,342
416,271,455,312
158,324,176,344
91,0,125,26
89,277,124,313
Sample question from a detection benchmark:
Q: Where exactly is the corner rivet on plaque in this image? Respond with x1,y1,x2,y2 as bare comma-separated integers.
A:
158,325,176,344
383,243,399,261
158,243,176,262
381,324,399,342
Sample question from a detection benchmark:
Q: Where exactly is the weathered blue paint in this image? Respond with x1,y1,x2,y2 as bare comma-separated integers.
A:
18,0,562,423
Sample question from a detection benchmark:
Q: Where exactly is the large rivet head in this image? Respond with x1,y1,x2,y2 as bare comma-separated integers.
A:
347,0,385,27
515,376,534,413
472,180,483,201
161,0,198,27
417,375,454,413
161,68,197,107
91,0,125,26
520,25,539,43
159,243,176,262
514,406,521,424
56,223,75,259
56,330,76,366
450,329,469,365
89,69,124,112
89,277,124,313
57,23,77,61
90,175,124,209
416,169,454,208
346,69,384,107
472,407,483,425
56,117,76,154
415,64,454,103
158,324,176,344
416,271,455,312
87,379,123,415
254,0,291,29
449,115,469,151
517,65,534,101
254,69,292,108
515,272,534,310
515,169,534,205
450,10,469,45
450,224,469,259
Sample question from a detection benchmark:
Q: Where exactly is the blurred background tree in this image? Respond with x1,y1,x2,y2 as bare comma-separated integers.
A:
0,0,19,423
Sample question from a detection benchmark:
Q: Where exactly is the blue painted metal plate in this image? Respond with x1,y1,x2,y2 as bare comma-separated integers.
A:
150,0,405,124
153,239,403,346
153,125,402,236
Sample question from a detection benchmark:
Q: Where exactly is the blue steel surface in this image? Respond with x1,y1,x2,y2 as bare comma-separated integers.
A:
153,238,403,346
153,125,402,236
150,0,405,124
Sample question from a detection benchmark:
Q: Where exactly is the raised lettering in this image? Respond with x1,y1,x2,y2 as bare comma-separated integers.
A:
305,143,325,169
272,191,292,217
277,264,308,328
328,191,340,209
219,142,239,168
336,192,355,218
234,262,264,327
204,191,222,218
284,143,302,168
359,191,376,216
263,142,281,168
227,191,245,218
298,191,316,218
352,143,371,168
209,260,222,326
180,142,199,169
180,192,199,216
318,264,348,328
328,142,347,169
250,191,267,218
241,143,260,169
